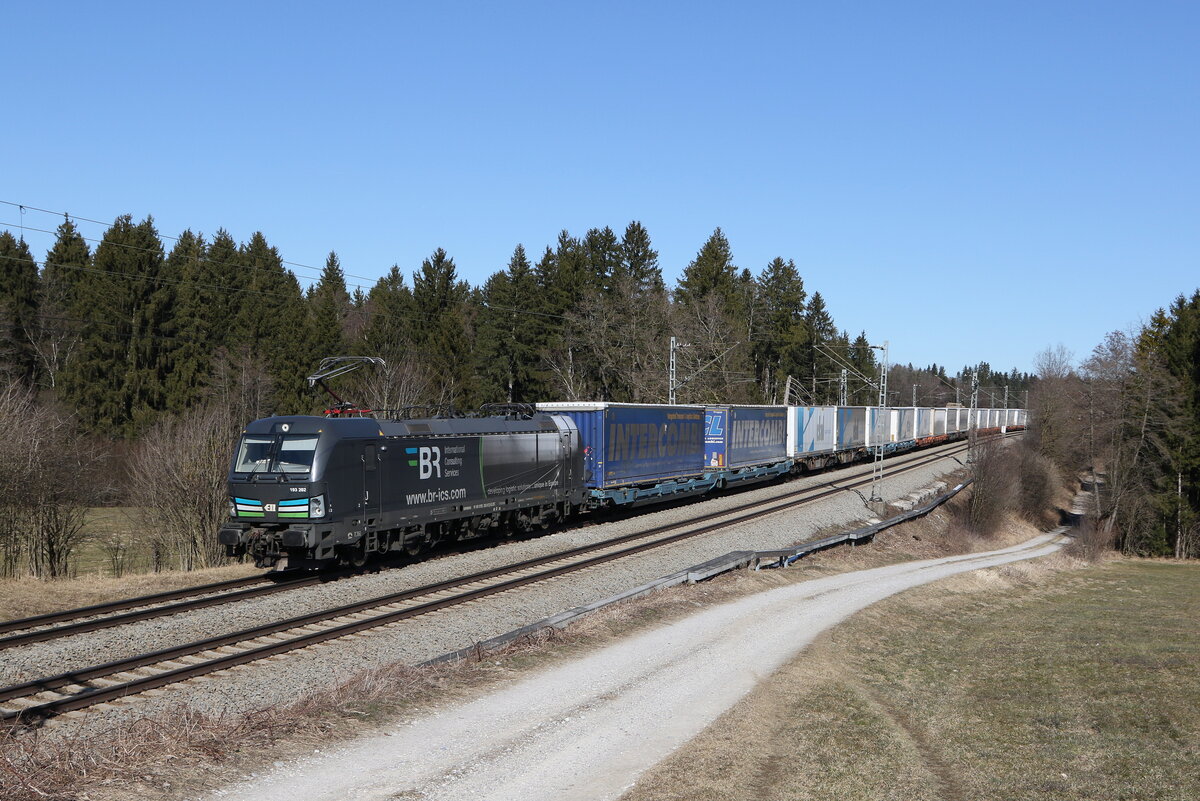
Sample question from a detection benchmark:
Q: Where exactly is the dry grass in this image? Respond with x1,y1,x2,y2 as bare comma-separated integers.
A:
621,557,1200,801
1064,517,1115,563
0,483,1060,801
0,562,260,624
0,572,769,801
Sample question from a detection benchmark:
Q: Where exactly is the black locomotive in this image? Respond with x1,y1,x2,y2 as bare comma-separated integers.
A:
218,406,585,569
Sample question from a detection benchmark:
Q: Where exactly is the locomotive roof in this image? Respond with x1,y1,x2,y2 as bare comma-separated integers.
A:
242,413,565,438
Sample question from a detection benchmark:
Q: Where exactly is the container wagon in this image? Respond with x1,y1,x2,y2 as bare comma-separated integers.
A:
703,405,790,486
836,406,869,458
788,406,838,470
536,402,712,506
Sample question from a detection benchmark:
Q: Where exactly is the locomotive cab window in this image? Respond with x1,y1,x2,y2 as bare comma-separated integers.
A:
233,434,319,475
234,436,275,473
276,436,319,473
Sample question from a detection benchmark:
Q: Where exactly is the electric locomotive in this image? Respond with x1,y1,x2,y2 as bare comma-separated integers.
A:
217,406,586,569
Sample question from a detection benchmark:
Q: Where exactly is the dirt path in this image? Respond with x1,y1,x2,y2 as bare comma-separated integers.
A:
206,532,1066,801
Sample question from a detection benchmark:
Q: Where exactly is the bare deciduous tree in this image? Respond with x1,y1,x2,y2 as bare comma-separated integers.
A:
358,352,444,412
128,404,241,571
668,296,757,404
0,384,108,578
964,440,1016,536
551,275,672,402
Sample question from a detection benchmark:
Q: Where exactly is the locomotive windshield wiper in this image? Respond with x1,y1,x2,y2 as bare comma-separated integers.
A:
246,439,278,484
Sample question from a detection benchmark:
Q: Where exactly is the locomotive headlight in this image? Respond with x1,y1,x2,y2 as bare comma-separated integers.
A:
309,494,326,518
228,500,237,518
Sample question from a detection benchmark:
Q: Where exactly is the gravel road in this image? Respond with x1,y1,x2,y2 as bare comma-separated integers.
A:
205,530,1065,801
6,444,969,729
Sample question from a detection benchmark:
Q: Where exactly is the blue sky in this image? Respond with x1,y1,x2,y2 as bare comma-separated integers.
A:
3,1,1197,374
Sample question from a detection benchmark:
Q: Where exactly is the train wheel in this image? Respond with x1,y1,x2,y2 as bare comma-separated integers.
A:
348,539,368,568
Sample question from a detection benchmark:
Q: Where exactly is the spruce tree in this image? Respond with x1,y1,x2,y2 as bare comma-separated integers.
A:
363,265,415,353
620,221,664,294
753,257,807,394
0,231,40,385
583,226,621,294
234,232,313,414
205,228,246,347
801,291,838,403
163,230,211,411
411,248,471,406
61,215,169,434
849,331,878,404
475,245,540,402
41,219,89,316
675,227,738,309
38,219,91,390
309,251,351,356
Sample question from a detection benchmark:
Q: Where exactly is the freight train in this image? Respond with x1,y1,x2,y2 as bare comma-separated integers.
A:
218,402,1026,569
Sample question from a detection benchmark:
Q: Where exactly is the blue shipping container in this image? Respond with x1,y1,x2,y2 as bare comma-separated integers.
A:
705,406,788,468
536,402,706,489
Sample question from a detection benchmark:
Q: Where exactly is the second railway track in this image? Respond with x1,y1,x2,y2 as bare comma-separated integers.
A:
1,438,986,726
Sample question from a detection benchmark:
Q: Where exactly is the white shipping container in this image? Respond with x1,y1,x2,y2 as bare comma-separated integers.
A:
891,407,916,442
916,407,935,438
867,407,890,448
788,406,838,457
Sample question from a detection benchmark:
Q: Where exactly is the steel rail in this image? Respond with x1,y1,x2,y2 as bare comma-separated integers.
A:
0,438,989,725
0,574,276,635
0,574,328,652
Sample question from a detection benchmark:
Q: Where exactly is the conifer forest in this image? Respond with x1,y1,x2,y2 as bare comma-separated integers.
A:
0,212,1195,575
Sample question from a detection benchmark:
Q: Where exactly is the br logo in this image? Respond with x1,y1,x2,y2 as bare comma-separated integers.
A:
405,446,442,479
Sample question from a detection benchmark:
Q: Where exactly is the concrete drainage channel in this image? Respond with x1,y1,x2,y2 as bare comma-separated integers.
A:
425,479,974,666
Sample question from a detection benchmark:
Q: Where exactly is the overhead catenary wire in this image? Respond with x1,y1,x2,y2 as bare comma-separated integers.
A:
2,198,623,324
0,199,374,286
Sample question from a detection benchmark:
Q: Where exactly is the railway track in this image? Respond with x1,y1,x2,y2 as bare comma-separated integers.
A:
0,434,993,652
0,438,985,726
0,573,325,652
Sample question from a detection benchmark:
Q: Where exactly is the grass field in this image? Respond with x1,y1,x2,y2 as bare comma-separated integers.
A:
621,559,1200,801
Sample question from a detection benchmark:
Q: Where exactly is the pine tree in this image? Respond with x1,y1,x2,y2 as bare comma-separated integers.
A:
0,231,40,385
